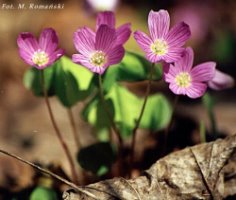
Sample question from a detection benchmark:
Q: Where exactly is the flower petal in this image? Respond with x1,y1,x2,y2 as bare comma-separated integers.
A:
134,31,152,52
95,25,116,53
133,30,159,62
162,47,185,63
169,82,188,96
175,47,194,71
163,63,178,83
17,32,38,56
148,10,170,40
72,53,92,69
116,23,131,45
72,54,106,74
46,48,64,67
191,62,216,82
166,22,191,48
96,11,115,31
186,82,207,99
73,27,95,56
39,28,58,54
18,50,35,66
106,45,125,66
208,69,234,90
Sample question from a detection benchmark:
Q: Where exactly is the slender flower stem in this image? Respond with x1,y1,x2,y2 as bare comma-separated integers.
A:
162,95,179,156
130,63,155,174
0,149,99,199
209,107,217,140
68,108,81,150
40,70,79,185
98,74,123,149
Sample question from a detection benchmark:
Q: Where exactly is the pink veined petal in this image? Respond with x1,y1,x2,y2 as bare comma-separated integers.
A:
72,54,106,74
116,23,131,45
148,10,170,40
166,63,185,82
186,82,207,99
18,50,35,66
163,63,176,83
165,22,191,48
106,45,125,67
72,53,93,69
191,62,216,82
73,27,95,56
133,31,152,51
39,28,58,54
17,32,39,56
147,54,163,63
46,48,64,67
162,47,185,63
95,25,116,53
175,47,194,71
96,11,116,31
90,66,107,74
208,69,235,90
169,82,188,96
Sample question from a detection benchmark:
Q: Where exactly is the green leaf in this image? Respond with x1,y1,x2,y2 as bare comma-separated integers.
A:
23,66,55,96
54,56,94,107
141,94,172,131
82,95,115,141
30,186,57,200
83,84,171,138
77,142,116,176
54,69,80,107
60,56,93,91
102,52,162,92
107,84,171,136
23,56,94,107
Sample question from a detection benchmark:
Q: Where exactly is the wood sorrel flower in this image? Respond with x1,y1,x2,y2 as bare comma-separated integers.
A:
96,11,131,46
208,69,234,90
134,10,191,63
72,25,125,74
17,28,64,69
164,47,216,99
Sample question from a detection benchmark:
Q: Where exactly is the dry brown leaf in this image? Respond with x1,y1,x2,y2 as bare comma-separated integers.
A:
63,134,236,200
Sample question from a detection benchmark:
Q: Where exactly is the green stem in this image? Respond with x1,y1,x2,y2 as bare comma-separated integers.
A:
68,108,81,150
209,108,217,139
98,74,123,149
130,63,155,174
200,120,206,143
40,70,79,185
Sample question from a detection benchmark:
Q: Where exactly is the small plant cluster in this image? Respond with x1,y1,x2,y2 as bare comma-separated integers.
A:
15,9,234,197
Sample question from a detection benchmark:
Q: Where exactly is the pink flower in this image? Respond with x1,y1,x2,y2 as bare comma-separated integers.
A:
96,11,131,46
134,10,191,63
17,28,64,69
72,25,125,74
208,69,234,90
164,47,216,98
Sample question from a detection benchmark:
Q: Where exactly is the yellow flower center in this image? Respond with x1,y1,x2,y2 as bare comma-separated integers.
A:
90,51,106,67
32,50,49,67
175,72,192,88
150,39,168,56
